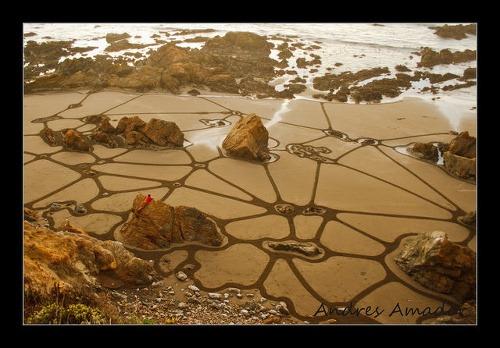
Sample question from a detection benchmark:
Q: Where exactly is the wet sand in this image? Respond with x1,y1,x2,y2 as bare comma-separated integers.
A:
23,90,476,324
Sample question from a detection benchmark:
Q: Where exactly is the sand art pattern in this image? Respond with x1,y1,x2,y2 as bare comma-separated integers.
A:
23,90,476,324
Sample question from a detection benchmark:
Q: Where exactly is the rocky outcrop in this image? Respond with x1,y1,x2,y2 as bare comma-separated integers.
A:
409,142,439,162
222,114,270,161
25,32,290,98
395,231,476,301
417,48,476,68
443,131,476,180
430,24,476,40
119,194,223,250
24,220,156,302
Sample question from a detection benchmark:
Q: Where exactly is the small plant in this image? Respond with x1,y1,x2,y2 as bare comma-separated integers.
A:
27,302,108,324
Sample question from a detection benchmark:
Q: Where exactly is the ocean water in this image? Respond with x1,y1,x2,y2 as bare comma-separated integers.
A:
23,23,477,126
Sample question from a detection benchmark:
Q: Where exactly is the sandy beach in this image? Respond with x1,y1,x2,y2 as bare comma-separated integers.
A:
23,88,476,324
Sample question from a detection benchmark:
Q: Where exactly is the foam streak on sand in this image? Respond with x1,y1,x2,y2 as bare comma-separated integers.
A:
266,99,291,128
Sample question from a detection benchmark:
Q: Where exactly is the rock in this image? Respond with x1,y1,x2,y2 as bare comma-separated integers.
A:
443,152,476,180
394,231,476,301
40,127,64,147
24,221,155,303
418,48,476,68
97,118,116,134
63,129,91,152
277,302,289,315
395,64,411,72
267,241,322,256
178,302,188,309
236,293,243,299
448,131,476,158
208,292,222,300
24,207,40,223
240,309,249,316
424,300,476,324
187,89,201,96
409,142,439,162
59,219,87,235
74,203,87,215
430,24,476,40
222,114,270,161
263,315,281,324
458,211,476,226
106,33,131,43
462,68,476,80
176,271,188,281
141,118,184,147
188,285,200,292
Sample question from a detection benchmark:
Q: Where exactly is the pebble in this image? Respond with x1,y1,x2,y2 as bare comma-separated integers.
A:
178,302,188,309
208,292,222,300
260,313,269,320
74,203,87,215
240,309,249,316
188,285,200,292
246,293,254,298
156,298,162,303
224,293,229,299
236,293,243,299
176,271,188,281
227,287,241,294
168,291,175,295
260,297,267,303
268,309,279,316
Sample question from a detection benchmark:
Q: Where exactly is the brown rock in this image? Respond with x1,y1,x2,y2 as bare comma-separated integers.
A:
430,24,476,40
63,129,91,152
97,118,115,134
116,116,146,134
141,118,184,147
40,127,63,147
222,114,270,161
105,33,131,43
418,48,476,68
119,194,222,250
443,151,476,180
124,131,145,145
24,221,155,302
448,131,476,158
409,142,439,162
395,231,475,301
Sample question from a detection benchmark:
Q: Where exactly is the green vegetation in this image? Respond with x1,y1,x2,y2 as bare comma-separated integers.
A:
27,303,109,324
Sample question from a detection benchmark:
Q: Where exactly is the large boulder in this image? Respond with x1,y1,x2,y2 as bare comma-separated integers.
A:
222,114,270,161
394,231,475,302
141,118,184,147
448,131,476,158
443,131,476,180
24,220,156,302
119,194,223,250
443,151,476,180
